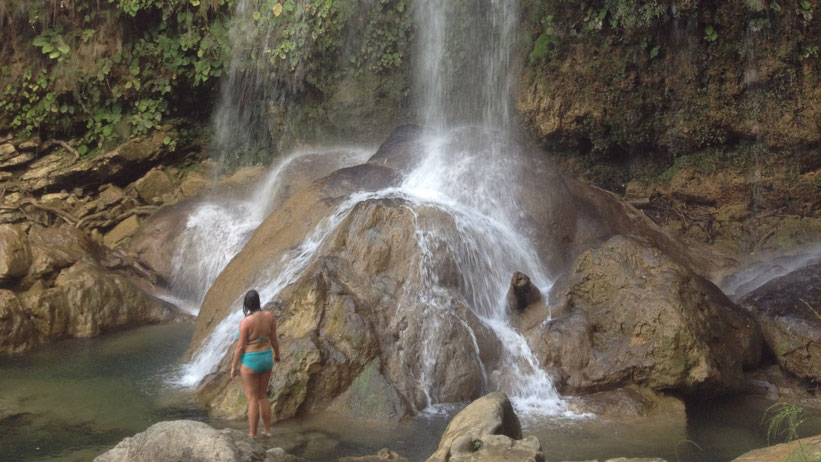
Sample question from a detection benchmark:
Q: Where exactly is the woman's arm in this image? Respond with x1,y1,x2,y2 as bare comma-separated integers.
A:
231,319,248,379
271,314,281,363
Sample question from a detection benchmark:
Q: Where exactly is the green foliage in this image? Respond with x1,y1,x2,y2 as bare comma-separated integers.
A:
764,401,808,444
529,15,555,64
0,0,235,152
32,28,72,62
705,24,719,42
797,0,814,26
798,44,819,61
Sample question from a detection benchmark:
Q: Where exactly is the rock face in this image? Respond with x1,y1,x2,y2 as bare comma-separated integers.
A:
526,235,762,395
94,420,282,462
426,392,543,462
29,129,176,192
0,224,176,354
740,263,821,382
731,435,821,462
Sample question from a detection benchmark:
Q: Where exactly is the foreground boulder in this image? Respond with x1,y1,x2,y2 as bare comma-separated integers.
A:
426,392,543,462
740,263,821,382
526,235,762,394
731,434,821,462
94,420,289,462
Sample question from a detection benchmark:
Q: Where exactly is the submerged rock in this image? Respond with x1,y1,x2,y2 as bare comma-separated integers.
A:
568,386,685,419
340,448,408,462
94,420,286,462
740,263,821,382
527,235,762,395
426,392,543,462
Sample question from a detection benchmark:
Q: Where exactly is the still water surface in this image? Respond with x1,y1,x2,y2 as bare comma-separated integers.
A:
1,322,819,461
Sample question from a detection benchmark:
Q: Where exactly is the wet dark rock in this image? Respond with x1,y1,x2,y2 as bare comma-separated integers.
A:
740,263,821,382
505,272,542,313
527,235,762,395
367,124,424,173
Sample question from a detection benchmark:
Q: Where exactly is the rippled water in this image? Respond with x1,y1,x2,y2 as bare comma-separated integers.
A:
0,323,205,462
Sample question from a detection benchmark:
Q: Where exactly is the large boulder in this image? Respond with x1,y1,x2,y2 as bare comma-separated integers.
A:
197,199,501,420
426,392,544,462
740,263,821,382
94,420,280,462
526,235,762,395
25,224,104,282
0,225,31,280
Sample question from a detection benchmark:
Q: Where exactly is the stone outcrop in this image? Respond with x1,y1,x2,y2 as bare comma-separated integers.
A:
740,263,821,382
94,420,290,462
526,235,762,395
731,434,821,462
0,223,176,354
426,392,543,462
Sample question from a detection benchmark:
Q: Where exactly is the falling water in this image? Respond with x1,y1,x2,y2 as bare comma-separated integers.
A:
162,148,371,313
180,0,570,415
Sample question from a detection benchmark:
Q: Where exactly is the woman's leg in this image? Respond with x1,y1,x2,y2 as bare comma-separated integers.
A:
240,365,260,437
257,369,273,435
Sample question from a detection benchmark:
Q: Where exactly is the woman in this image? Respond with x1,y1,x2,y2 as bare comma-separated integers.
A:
231,289,281,437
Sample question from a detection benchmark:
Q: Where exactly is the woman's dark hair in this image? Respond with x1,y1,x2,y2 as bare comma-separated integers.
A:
243,289,261,316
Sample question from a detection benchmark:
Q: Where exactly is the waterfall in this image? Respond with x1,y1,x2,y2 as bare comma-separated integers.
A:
179,0,570,416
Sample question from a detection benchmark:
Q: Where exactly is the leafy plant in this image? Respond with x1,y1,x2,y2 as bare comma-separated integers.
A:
798,44,819,62
797,0,814,26
32,28,71,62
705,25,719,42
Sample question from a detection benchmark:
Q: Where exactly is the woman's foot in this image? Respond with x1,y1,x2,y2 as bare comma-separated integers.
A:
262,431,272,437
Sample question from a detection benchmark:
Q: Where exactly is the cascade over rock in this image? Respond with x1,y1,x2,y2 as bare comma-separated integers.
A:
189,163,401,354
526,235,762,395
740,263,821,382
197,198,502,419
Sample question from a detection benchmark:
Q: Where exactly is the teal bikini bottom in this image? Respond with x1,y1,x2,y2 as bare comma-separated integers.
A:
241,349,274,373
